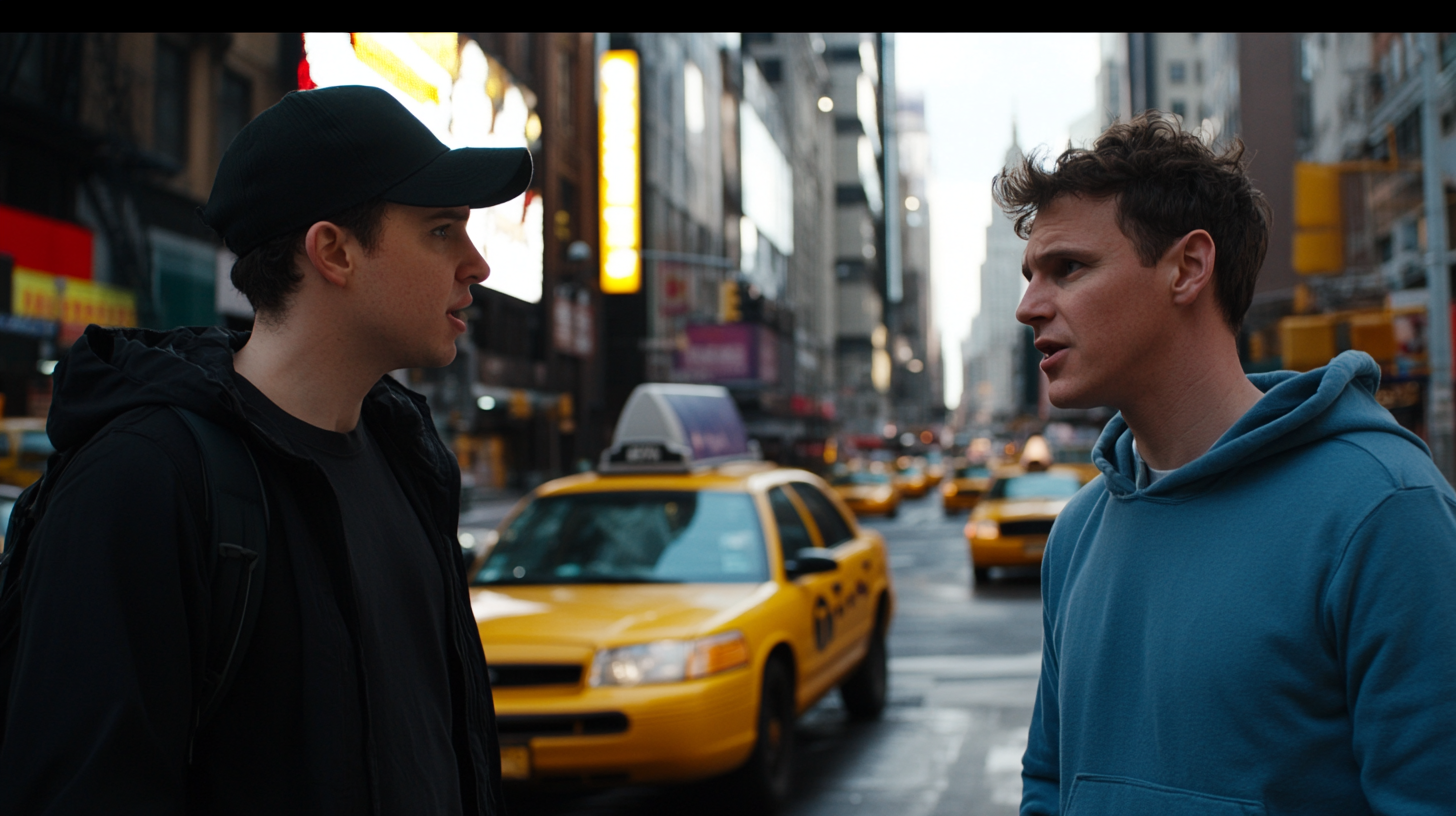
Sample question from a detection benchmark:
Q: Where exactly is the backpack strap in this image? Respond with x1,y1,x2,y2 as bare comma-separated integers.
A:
170,407,270,757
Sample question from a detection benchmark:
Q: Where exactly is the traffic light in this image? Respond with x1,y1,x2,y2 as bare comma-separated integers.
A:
720,280,742,323
1293,162,1343,274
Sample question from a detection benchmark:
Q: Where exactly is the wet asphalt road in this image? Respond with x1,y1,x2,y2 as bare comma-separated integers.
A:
496,492,1044,816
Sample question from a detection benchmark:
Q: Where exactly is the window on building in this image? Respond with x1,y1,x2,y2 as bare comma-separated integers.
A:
1195,60,1204,84
1,33,46,106
154,39,189,166
1169,60,1187,84
218,68,251,161
1171,99,1187,119
556,49,573,136
1377,235,1394,263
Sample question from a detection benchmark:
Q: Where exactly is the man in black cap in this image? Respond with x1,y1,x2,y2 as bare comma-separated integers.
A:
0,85,530,814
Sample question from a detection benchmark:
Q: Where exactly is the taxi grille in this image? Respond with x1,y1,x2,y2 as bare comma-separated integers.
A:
999,520,1055,537
488,664,583,687
497,712,630,738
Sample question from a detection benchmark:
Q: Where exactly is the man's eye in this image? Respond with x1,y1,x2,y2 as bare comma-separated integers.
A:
433,225,451,237
1064,260,1084,274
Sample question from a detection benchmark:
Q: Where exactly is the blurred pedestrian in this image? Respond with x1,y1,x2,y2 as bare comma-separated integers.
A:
0,85,530,814
1000,112,1456,814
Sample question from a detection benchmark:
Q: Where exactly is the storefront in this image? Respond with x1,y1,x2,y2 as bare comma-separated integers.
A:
0,203,136,417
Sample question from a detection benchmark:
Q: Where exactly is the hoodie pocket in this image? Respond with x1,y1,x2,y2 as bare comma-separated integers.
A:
1066,775,1266,816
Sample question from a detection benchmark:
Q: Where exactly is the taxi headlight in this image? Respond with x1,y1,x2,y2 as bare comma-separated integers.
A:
589,630,750,687
943,482,958,496
970,520,1000,540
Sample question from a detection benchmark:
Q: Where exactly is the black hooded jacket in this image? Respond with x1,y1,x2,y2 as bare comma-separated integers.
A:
0,326,503,816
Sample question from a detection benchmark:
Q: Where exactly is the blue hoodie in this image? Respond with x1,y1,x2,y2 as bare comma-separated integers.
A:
1021,351,1456,816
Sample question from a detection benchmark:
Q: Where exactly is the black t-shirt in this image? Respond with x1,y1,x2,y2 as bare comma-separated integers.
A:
235,374,462,815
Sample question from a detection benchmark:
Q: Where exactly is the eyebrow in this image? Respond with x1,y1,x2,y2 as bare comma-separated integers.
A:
427,207,470,222
1024,243,1095,279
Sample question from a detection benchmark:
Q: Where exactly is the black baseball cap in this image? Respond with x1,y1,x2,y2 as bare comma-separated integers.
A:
200,85,533,256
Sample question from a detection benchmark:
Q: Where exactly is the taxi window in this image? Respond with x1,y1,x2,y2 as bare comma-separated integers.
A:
789,483,854,547
18,431,53,468
0,434,9,457
768,487,813,555
474,491,767,584
830,471,889,486
988,472,1082,500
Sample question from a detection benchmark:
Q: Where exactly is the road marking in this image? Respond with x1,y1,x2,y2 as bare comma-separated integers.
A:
890,652,1041,679
834,707,972,816
985,729,1029,805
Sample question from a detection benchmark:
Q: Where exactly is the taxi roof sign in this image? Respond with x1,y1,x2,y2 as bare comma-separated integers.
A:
601,383,758,472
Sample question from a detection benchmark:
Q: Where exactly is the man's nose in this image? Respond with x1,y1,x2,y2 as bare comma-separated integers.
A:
1015,279,1050,326
462,238,490,284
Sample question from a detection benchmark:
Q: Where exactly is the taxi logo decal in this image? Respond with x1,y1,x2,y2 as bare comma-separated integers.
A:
813,596,835,651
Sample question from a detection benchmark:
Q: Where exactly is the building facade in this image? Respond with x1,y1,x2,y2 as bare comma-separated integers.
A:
0,33,604,494
961,133,1028,428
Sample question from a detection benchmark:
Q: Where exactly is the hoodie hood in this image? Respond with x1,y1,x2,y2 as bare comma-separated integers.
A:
48,326,252,452
48,327,452,496
1091,351,1428,498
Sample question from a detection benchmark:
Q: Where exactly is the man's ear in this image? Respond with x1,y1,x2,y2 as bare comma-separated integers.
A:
1167,229,1216,308
303,221,357,289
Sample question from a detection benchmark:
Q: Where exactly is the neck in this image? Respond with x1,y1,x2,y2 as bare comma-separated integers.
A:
233,313,385,433
1120,334,1264,471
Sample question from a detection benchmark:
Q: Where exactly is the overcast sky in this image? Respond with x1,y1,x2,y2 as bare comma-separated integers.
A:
896,33,1101,409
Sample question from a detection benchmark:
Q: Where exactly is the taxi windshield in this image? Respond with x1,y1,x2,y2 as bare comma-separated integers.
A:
988,473,1082,500
955,465,991,478
18,431,54,469
473,491,768,585
830,471,890,486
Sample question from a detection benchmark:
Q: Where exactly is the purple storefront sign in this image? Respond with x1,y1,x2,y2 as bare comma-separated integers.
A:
675,324,779,385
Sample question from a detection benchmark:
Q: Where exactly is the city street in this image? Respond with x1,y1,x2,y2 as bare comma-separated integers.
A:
500,493,1044,815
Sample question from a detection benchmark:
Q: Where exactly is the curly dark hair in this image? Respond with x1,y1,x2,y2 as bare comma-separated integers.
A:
229,197,389,320
992,112,1271,333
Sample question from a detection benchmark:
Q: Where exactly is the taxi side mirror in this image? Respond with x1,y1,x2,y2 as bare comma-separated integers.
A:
785,548,839,580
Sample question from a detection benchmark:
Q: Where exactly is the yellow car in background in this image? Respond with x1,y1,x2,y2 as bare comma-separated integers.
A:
893,458,931,499
924,451,946,485
941,460,993,515
0,418,53,488
965,464,1090,585
470,384,893,809
829,467,902,518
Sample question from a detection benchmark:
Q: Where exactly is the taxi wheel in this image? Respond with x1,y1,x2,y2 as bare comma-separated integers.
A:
730,659,795,811
973,566,991,585
886,504,899,519
840,620,887,720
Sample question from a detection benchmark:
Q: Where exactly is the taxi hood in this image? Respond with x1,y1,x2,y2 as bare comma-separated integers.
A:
470,582,775,650
982,498,1070,519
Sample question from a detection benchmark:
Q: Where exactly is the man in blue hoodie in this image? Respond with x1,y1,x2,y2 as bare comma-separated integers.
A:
1000,113,1456,815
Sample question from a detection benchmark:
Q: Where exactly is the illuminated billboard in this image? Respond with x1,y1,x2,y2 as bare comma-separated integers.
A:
300,33,544,303
598,50,641,295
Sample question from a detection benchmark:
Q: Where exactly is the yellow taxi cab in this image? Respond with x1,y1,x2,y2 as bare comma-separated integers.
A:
923,451,946,485
469,384,894,808
892,456,931,499
0,418,53,488
940,458,993,515
828,462,902,518
965,463,1090,585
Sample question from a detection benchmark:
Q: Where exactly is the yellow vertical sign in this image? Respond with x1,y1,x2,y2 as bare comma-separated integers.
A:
598,50,641,294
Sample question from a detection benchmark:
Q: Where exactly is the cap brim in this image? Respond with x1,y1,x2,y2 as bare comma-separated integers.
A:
383,146,533,209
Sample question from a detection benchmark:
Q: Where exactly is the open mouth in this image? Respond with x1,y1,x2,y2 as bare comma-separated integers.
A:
448,305,470,332
1035,339,1068,370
